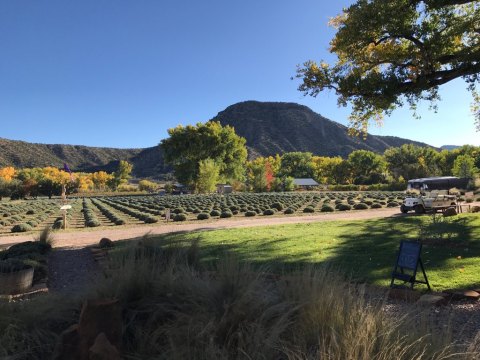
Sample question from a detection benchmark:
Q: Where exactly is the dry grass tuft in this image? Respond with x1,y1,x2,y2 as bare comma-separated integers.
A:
34,225,55,246
91,236,479,359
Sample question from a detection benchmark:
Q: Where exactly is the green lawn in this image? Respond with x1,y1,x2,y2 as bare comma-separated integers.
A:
120,214,480,292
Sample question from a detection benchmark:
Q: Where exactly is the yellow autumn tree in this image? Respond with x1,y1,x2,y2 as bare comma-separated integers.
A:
0,166,16,181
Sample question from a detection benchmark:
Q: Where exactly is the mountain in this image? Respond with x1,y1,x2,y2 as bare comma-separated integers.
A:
211,101,433,158
440,145,461,151
0,101,435,178
0,138,169,179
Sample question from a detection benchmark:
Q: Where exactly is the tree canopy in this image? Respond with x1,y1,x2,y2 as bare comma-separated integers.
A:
161,122,248,188
296,0,480,133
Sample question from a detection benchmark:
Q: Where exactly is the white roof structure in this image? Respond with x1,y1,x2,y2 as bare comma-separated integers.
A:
293,178,319,186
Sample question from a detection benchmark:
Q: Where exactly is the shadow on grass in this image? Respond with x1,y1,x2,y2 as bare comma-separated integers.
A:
115,214,480,291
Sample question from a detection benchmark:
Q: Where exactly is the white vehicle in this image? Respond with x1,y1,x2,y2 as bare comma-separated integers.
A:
401,191,457,214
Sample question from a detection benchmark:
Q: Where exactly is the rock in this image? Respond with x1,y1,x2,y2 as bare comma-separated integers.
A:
52,324,81,360
448,289,480,301
416,294,448,306
443,207,457,217
99,238,114,248
463,290,480,300
388,288,421,302
89,333,121,360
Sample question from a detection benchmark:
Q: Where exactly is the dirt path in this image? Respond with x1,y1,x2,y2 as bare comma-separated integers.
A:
0,207,403,249
48,247,101,294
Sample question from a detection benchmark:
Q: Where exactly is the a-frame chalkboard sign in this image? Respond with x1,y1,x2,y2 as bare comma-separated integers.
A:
390,240,431,290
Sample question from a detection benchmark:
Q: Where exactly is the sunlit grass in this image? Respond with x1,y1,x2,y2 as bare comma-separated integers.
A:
116,214,480,291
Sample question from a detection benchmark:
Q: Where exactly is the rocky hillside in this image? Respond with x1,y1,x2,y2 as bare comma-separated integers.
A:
0,101,434,178
211,101,433,158
0,138,168,179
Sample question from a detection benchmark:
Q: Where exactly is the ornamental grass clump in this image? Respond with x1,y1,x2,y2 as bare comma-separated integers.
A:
82,236,479,360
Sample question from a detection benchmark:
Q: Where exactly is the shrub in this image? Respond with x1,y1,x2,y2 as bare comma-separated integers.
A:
354,203,369,210
99,237,114,248
52,219,64,229
115,219,126,225
220,211,233,218
197,213,210,220
284,208,295,214
443,207,457,217
11,223,33,233
387,201,399,207
144,216,159,224
0,259,30,273
303,206,315,213
1,241,51,259
210,210,221,217
320,205,335,212
86,219,101,227
338,204,352,211
270,202,284,211
245,211,256,217
263,209,275,216
370,203,382,209
26,209,35,215
173,214,187,222
173,207,185,214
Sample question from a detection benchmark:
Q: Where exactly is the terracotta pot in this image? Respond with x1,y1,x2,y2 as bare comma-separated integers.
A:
0,267,34,294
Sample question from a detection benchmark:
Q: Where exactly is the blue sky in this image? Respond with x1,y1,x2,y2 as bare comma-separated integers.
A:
0,0,478,149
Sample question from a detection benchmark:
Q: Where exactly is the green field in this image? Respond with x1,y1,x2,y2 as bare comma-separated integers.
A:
119,214,480,292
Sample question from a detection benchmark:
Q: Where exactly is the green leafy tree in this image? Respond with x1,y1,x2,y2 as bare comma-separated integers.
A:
330,160,353,184
297,0,480,133
452,154,478,178
384,144,441,180
161,122,247,188
138,179,158,192
196,158,220,193
0,178,10,200
279,152,314,179
249,161,268,192
312,156,344,184
347,150,387,184
111,160,133,190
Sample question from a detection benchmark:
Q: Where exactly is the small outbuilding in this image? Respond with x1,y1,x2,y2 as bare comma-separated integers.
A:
216,184,233,194
293,178,319,189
